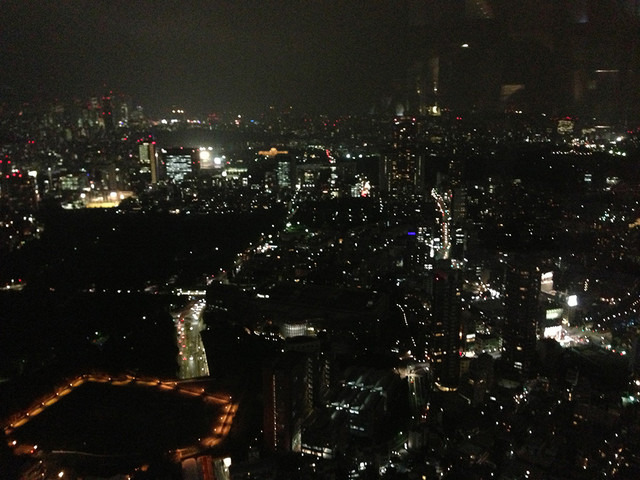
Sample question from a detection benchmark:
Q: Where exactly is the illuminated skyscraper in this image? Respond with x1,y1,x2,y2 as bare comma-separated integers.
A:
162,148,196,183
381,117,424,195
503,261,541,376
277,157,294,189
138,141,158,184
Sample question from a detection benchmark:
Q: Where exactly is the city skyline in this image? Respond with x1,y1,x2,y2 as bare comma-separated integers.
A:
2,89,640,478
3,3,640,479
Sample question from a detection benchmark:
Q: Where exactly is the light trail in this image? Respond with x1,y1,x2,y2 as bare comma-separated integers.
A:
172,298,210,379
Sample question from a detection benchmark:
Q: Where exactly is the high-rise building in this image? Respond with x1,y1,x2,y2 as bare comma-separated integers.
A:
430,266,462,390
503,261,541,376
162,148,196,183
0,167,38,211
380,117,425,195
101,93,114,134
263,352,309,453
408,226,435,273
277,157,294,189
285,337,332,410
138,141,158,184
118,101,129,127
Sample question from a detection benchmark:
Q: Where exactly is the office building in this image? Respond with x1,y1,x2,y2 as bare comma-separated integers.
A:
263,352,309,453
162,148,196,183
138,141,158,184
277,157,294,189
380,117,425,195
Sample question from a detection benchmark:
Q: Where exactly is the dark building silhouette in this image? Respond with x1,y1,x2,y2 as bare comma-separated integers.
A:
430,266,463,390
263,352,309,453
503,261,541,376
101,93,114,134
284,336,333,410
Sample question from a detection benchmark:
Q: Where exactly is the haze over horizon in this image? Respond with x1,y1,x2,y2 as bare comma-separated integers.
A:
2,1,639,118
1,1,409,115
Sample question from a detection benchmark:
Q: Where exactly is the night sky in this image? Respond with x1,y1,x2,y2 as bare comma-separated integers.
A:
1,1,410,115
2,1,639,117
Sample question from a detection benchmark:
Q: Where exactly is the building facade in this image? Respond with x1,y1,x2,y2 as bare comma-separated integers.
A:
430,266,463,390
503,261,541,376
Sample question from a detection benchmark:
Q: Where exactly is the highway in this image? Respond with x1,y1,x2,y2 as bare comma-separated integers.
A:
173,298,210,379
2,299,241,466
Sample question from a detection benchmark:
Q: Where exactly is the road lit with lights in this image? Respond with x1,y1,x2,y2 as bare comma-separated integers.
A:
173,298,210,379
2,373,237,458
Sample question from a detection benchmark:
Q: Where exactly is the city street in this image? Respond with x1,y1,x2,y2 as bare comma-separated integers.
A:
173,298,210,379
